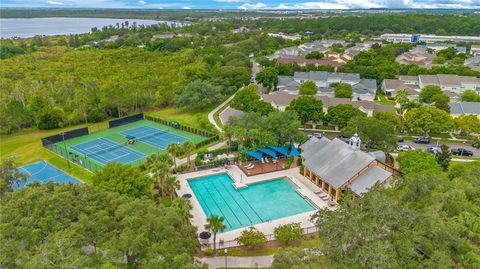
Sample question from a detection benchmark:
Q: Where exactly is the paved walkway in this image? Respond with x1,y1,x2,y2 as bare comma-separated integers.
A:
175,141,228,166
208,94,236,132
196,254,274,269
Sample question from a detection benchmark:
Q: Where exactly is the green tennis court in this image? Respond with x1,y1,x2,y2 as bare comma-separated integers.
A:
46,120,206,172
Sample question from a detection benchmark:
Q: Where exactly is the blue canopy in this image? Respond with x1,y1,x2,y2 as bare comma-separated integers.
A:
241,150,264,161
289,145,300,157
256,148,277,158
268,146,290,156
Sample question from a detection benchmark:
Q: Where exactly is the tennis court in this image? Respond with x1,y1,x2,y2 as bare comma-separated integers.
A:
14,161,81,189
44,119,208,172
70,138,145,165
121,126,188,150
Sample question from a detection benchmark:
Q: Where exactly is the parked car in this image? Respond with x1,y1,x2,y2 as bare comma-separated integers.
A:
397,145,415,151
397,136,404,143
414,137,430,144
308,133,322,139
451,148,474,157
426,147,439,154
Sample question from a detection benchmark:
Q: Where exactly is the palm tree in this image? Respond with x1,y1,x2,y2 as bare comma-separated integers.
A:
205,215,226,252
164,176,180,201
147,153,174,198
172,198,192,225
181,141,196,167
167,143,179,170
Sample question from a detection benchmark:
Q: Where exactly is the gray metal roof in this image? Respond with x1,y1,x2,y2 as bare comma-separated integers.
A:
449,102,480,115
300,137,330,159
349,166,392,195
302,138,376,189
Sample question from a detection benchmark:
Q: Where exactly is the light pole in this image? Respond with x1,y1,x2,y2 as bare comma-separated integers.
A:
224,248,228,268
61,132,71,168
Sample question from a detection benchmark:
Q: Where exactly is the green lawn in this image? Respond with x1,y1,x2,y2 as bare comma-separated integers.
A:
0,121,110,184
147,107,215,133
1,108,216,184
376,94,396,106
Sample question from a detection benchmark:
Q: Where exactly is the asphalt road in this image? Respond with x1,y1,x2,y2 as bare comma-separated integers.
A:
399,140,480,158
319,133,480,158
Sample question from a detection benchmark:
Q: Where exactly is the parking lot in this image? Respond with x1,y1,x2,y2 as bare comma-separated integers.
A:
399,140,479,158
318,133,479,158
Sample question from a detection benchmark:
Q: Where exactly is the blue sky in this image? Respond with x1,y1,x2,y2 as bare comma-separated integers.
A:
3,0,480,9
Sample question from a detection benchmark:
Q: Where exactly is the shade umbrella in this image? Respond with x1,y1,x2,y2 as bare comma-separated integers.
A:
199,231,212,240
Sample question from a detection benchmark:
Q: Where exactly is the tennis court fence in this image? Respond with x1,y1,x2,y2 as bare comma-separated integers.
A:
109,113,144,128
144,115,220,148
44,141,146,173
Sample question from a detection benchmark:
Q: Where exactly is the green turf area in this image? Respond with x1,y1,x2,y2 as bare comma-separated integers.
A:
46,120,206,172
146,107,215,132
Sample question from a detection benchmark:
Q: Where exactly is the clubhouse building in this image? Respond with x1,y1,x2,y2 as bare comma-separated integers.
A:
300,135,400,202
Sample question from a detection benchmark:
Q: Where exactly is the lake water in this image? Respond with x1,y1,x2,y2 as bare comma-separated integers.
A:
0,17,184,38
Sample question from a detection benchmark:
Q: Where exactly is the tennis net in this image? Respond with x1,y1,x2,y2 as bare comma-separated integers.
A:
135,129,169,142
84,141,128,158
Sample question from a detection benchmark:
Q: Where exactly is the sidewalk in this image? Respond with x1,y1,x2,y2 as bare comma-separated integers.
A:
196,254,274,269
175,141,228,166
208,94,236,132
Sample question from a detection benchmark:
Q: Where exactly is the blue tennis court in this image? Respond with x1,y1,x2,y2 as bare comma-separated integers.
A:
70,138,145,165
14,160,82,189
121,125,188,150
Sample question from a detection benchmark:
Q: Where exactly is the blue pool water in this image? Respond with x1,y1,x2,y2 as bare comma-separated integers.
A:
15,161,82,189
189,173,316,232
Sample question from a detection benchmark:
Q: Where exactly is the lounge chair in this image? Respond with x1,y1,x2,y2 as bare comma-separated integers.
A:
247,164,255,170
244,163,252,168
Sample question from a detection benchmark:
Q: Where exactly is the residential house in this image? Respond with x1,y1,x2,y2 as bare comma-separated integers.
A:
471,45,480,56
425,43,466,53
464,56,480,72
418,74,480,94
382,74,480,97
449,102,480,118
267,32,302,41
276,71,377,101
301,135,399,202
261,91,395,116
395,47,436,68
218,106,243,125
381,79,419,98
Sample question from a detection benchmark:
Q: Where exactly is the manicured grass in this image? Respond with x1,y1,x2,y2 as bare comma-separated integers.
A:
376,95,396,106
0,121,109,184
213,102,231,130
147,107,215,132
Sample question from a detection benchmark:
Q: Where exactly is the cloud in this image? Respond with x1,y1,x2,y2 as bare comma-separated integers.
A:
216,0,248,2
183,6,192,9
138,0,146,4
238,2,267,9
46,0,64,5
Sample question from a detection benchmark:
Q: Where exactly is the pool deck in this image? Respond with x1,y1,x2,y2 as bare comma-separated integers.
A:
176,165,334,248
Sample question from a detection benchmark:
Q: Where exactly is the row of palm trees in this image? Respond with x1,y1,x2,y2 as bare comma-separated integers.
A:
147,140,228,252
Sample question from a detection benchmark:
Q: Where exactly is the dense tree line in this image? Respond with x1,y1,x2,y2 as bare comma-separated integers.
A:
247,14,480,38
273,156,480,268
0,39,253,133
342,44,480,84
0,183,202,268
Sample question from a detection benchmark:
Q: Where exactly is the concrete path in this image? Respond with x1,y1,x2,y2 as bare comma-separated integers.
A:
196,254,274,269
175,141,228,166
208,94,237,132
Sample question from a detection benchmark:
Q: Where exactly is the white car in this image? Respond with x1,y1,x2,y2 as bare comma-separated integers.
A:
397,145,415,151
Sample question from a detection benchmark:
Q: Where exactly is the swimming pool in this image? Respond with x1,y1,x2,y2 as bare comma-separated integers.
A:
188,173,316,232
